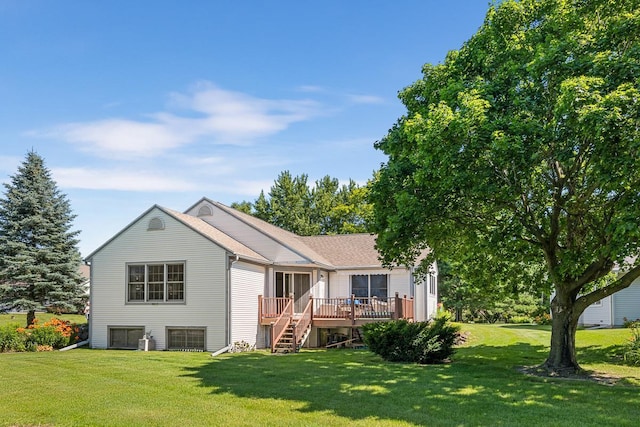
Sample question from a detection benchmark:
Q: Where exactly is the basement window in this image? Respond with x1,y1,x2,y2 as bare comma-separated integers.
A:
108,327,144,349
167,327,206,351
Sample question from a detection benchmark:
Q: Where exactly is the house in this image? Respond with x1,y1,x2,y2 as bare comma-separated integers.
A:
580,282,640,327
85,197,438,352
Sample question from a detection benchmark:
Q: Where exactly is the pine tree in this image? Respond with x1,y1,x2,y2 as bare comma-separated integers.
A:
0,152,86,326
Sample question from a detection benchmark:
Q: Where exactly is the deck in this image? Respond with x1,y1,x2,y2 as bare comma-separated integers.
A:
259,294,415,352
259,294,414,328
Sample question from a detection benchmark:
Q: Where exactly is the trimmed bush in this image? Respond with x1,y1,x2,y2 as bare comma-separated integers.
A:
362,316,460,364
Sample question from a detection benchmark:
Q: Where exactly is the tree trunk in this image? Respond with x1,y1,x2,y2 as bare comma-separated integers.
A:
26,309,36,327
543,290,580,374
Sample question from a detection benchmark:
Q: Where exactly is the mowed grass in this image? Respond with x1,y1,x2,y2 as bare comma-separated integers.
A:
1,324,639,427
0,312,87,328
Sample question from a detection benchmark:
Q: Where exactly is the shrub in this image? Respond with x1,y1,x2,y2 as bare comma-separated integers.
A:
509,315,533,324
534,313,552,325
0,323,27,352
623,327,640,366
362,316,460,364
623,317,640,329
0,317,80,352
25,325,69,349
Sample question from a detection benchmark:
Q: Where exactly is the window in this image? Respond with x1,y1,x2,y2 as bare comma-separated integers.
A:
147,217,165,230
109,327,144,349
127,262,185,303
167,327,205,351
351,274,388,298
197,205,213,217
428,274,436,295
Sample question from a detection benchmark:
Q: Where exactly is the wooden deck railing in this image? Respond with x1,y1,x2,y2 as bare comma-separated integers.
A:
292,298,314,348
270,298,293,353
260,293,414,324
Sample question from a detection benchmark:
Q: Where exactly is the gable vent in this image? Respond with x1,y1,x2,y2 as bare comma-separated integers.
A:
197,205,213,217
148,217,165,231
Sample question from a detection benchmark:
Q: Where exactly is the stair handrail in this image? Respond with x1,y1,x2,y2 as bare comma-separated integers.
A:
270,298,293,353
292,297,313,351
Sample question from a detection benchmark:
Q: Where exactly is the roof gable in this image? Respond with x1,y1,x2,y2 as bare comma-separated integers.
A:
187,197,334,267
85,204,269,264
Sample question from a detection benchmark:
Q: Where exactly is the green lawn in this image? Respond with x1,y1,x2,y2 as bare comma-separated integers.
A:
0,312,87,328
1,324,638,426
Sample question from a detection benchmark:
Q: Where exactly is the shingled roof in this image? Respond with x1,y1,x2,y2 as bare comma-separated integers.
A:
204,199,334,267
299,234,382,268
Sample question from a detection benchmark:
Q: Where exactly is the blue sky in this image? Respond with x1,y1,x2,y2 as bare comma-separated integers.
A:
0,1,490,256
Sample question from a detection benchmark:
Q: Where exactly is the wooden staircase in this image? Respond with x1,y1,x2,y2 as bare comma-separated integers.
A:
273,321,311,353
270,297,314,354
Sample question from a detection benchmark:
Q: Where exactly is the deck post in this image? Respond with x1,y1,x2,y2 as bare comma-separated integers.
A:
270,321,275,353
395,292,402,319
258,295,263,322
351,294,356,324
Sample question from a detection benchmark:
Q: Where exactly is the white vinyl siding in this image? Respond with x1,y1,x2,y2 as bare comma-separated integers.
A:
613,281,640,326
581,295,612,326
89,208,228,352
230,261,266,348
187,202,308,264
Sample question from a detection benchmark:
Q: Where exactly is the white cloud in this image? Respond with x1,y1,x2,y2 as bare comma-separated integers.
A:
55,119,189,157
42,82,322,159
52,167,197,192
346,94,385,104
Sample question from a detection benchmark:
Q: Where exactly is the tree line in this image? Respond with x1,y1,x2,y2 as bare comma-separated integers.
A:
231,171,373,236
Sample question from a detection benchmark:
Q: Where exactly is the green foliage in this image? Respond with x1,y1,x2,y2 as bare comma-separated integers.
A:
439,259,549,323
623,327,640,366
370,0,640,370
623,317,640,329
0,152,86,325
362,317,460,364
234,170,373,235
0,317,79,352
0,323,26,352
24,325,68,349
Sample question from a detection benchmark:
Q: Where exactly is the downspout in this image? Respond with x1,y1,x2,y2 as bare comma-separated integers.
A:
214,253,239,357
85,259,92,348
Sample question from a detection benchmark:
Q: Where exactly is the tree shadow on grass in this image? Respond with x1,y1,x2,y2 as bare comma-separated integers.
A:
500,324,552,331
181,344,639,426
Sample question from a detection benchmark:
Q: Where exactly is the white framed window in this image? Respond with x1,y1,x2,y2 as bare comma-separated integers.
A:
351,274,388,298
127,262,185,303
167,327,206,351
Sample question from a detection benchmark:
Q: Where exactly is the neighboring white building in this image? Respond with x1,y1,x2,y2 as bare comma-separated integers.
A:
580,281,640,327
85,198,438,352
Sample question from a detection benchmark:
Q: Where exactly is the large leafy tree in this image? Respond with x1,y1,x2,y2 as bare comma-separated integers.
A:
236,171,373,235
370,0,640,373
0,152,86,326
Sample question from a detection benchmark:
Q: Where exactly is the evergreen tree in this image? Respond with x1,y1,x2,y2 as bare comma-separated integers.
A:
0,152,86,326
